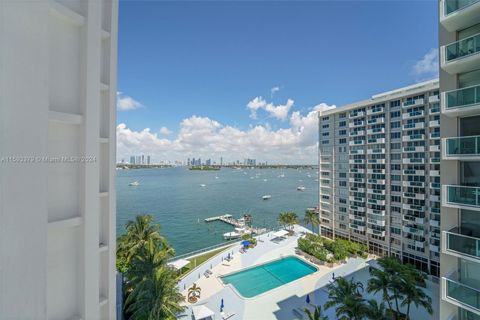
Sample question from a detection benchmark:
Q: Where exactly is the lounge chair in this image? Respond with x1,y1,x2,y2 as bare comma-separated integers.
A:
203,271,210,278
221,312,235,319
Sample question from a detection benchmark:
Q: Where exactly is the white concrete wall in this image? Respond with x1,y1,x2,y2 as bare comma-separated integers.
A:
0,1,117,319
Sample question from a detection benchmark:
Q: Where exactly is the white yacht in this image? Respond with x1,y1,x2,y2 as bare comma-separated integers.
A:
297,186,306,191
223,232,241,240
262,195,272,200
200,184,206,187
128,181,140,186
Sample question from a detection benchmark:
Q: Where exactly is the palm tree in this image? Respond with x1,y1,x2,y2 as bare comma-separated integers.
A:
375,256,406,318
365,299,389,320
304,210,320,232
304,306,328,320
324,277,367,320
400,265,432,319
188,283,202,303
367,267,394,313
278,212,289,230
125,239,185,319
117,214,174,271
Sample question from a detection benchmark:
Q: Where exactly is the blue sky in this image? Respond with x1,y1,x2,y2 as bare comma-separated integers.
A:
116,0,439,164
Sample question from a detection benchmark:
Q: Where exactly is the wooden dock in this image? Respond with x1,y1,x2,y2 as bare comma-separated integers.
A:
205,214,267,235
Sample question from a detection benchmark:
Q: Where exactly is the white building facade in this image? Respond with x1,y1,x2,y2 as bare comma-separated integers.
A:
318,80,441,276
439,0,480,319
0,0,118,319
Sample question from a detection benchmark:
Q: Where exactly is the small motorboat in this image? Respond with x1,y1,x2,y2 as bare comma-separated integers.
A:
128,181,140,186
262,195,272,200
200,184,206,187
297,186,306,191
223,232,241,240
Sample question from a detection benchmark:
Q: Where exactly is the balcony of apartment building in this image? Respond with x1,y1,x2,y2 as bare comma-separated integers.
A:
403,157,425,164
367,117,385,125
440,0,480,32
441,32,480,74
402,98,425,108
404,168,425,175
402,109,424,120
351,149,365,155
349,223,366,233
367,227,386,237
349,205,366,213
367,216,386,227
350,129,365,136
443,83,480,117
402,180,425,188
443,135,480,160
430,131,441,140
367,127,385,135
349,121,365,130
402,133,425,142
403,145,425,153
367,148,385,155
429,119,441,127
367,168,385,174
366,106,384,116
442,268,480,316
349,139,365,146
367,198,386,206
403,121,425,130
443,185,480,210
430,144,441,152
350,167,365,174
404,191,426,200
429,94,440,104
349,110,365,118
349,214,366,222
367,136,386,144
367,188,386,196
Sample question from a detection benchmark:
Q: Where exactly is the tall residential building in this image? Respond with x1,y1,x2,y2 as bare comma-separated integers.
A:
147,155,151,165
0,1,118,319
318,80,441,276
439,0,480,319
130,155,136,164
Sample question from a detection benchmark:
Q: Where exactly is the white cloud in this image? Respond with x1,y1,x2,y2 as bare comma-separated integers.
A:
117,92,143,111
117,103,336,164
270,86,280,97
159,126,172,135
412,48,439,78
246,97,294,121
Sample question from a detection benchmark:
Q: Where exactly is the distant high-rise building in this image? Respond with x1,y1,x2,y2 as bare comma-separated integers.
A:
130,156,135,164
220,157,223,166
147,155,151,165
206,159,211,166
141,155,145,165
318,79,440,277
438,1,480,318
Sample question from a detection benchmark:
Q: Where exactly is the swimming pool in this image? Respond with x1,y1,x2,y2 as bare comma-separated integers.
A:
221,256,318,298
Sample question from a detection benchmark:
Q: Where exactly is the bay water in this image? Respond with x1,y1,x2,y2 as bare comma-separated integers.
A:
117,167,318,255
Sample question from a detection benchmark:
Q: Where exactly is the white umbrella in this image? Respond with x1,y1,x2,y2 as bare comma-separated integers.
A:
192,305,215,320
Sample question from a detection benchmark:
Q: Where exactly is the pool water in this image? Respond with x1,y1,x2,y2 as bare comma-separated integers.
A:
221,256,318,298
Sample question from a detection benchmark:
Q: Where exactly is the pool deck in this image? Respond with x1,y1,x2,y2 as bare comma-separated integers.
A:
177,225,439,320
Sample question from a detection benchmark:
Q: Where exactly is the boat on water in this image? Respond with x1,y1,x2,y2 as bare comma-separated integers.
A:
262,195,272,200
263,179,268,182
200,184,206,187
223,232,241,240
297,186,306,191
278,173,285,178
128,181,140,186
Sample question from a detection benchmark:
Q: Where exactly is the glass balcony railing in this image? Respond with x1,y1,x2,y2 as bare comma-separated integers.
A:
445,33,480,63
444,275,480,312
446,185,480,208
445,84,480,111
446,135,480,157
445,227,480,259
444,0,480,16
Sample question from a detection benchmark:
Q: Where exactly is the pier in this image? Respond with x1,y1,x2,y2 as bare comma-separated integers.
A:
204,214,267,235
